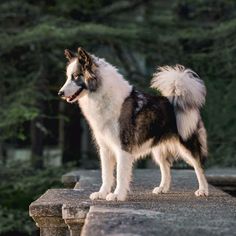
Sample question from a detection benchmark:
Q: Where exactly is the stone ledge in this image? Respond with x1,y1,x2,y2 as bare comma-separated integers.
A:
62,171,80,188
206,168,236,187
29,188,92,236
29,169,236,236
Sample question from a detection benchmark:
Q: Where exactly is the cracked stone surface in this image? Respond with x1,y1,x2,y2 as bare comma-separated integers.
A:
29,169,236,236
80,169,236,236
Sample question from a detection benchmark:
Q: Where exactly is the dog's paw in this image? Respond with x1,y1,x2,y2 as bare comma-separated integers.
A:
90,191,108,200
152,186,169,194
195,189,209,197
106,193,127,201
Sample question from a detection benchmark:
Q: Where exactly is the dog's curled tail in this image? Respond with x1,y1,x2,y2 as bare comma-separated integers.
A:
151,65,206,142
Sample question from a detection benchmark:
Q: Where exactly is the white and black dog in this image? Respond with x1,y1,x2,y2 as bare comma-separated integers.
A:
58,47,208,201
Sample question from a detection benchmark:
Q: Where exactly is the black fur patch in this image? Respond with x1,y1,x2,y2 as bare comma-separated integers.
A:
119,88,206,164
119,88,178,153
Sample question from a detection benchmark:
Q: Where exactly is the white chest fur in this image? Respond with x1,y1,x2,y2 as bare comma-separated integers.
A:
78,57,132,152
79,93,120,147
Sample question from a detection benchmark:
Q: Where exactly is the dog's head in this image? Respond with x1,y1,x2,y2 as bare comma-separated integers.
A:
58,47,100,103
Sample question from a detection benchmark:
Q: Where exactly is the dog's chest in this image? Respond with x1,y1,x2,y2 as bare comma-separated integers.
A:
79,96,121,145
89,116,120,148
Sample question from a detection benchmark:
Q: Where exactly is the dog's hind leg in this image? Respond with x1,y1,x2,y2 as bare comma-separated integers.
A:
152,147,171,194
106,150,133,201
90,146,116,200
177,144,208,196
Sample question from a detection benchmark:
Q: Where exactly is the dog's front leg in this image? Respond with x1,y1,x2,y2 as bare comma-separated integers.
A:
106,150,133,201
90,147,115,200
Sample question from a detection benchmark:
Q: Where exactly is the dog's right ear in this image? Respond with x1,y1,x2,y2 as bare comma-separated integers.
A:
64,49,75,61
77,47,100,92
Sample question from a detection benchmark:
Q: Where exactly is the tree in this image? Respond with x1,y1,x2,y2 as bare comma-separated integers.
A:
0,0,235,168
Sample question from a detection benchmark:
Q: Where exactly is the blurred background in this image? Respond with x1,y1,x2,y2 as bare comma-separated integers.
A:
0,0,235,235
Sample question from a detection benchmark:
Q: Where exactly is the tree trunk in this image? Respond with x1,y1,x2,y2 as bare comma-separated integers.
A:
58,100,65,163
0,140,6,165
30,47,47,169
31,117,44,169
62,106,82,165
0,85,6,165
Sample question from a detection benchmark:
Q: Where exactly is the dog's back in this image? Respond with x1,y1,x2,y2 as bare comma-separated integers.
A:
119,89,177,154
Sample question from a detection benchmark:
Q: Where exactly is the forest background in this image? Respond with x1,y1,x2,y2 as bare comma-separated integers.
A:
0,0,235,235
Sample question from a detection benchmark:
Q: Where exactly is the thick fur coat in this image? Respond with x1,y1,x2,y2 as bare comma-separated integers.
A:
59,48,208,201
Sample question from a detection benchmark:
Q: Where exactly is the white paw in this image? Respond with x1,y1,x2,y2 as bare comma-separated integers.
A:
90,191,108,200
106,192,127,201
152,186,169,194
195,189,209,197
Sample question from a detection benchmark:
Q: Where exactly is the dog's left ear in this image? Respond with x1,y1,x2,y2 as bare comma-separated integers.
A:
77,47,99,92
64,49,75,61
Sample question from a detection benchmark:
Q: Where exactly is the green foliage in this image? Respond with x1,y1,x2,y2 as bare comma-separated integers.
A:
0,162,71,235
0,208,33,235
0,0,235,163
0,0,236,235
171,0,236,166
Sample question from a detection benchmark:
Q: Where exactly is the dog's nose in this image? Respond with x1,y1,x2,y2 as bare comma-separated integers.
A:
58,91,64,97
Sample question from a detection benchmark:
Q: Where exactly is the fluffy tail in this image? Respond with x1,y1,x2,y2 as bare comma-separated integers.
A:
151,65,206,141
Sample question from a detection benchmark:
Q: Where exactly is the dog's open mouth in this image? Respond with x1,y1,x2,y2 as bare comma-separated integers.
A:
66,87,84,102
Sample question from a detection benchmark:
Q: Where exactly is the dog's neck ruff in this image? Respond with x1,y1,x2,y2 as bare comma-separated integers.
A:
78,56,132,136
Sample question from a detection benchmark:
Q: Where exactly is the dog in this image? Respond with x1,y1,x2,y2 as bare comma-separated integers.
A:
58,47,208,201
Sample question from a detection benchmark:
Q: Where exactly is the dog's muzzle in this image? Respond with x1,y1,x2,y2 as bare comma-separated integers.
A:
67,86,84,101
58,83,86,102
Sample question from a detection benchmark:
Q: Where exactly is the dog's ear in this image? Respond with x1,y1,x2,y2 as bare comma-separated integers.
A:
77,47,92,66
64,49,75,61
77,47,100,91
